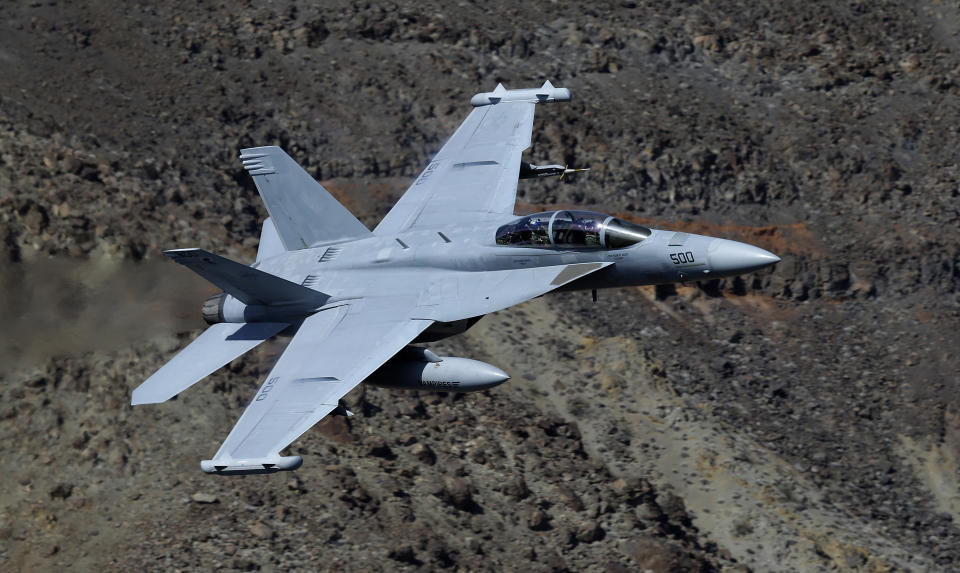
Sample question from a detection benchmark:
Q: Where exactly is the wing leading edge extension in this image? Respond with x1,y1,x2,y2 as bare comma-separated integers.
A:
415,262,615,323
201,297,431,475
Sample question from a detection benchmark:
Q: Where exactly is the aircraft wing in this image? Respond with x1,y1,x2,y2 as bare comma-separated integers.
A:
132,321,290,405
374,101,532,234
201,297,431,475
376,82,570,234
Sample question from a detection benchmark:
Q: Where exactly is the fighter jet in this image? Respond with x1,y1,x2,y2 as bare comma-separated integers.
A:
133,82,780,475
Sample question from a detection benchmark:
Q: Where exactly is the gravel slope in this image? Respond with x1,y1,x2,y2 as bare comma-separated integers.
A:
1,1,959,571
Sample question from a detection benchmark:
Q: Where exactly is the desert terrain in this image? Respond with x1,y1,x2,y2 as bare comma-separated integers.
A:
1,1,959,571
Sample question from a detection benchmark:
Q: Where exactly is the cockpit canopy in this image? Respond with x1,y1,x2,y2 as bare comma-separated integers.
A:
495,210,651,249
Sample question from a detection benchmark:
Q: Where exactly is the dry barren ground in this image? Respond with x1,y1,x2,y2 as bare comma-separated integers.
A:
2,1,959,571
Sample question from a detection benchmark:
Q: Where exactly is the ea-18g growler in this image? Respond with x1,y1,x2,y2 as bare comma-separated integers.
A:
133,82,780,475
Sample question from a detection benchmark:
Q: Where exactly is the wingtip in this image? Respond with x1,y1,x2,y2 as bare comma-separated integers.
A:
131,388,167,405
130,393,154,406
201,456,302,475
163,248,201,259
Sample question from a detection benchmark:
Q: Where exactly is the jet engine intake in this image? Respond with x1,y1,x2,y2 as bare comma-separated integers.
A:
367,354,510,393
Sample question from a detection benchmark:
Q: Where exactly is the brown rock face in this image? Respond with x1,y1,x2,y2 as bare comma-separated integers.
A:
526,508,551,531
441,477,475,511
410,442,436,465
575,520,604,543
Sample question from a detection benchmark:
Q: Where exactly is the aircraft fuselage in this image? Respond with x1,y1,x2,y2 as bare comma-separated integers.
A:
230,213,779,329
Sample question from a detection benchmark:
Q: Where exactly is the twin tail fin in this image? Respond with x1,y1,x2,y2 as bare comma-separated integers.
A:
240,146,371,250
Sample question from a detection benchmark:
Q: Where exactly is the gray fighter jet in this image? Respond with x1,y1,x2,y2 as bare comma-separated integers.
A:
133,82,780,475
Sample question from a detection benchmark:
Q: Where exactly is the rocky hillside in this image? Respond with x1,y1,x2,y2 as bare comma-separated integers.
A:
1,1,958,571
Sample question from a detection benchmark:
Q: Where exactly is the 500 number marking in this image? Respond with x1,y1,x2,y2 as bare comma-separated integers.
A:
670,251,695,264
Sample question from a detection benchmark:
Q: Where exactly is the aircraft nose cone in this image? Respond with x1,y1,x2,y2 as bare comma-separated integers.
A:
484,364,511,384
708,238,781,277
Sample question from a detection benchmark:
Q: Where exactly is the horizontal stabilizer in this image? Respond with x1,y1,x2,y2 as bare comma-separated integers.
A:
240,146,372,249
132,322,289,405
165,248,328,307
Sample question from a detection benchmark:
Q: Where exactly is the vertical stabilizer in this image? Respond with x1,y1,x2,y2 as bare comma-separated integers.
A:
256,217,285,262
240,146,371,250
